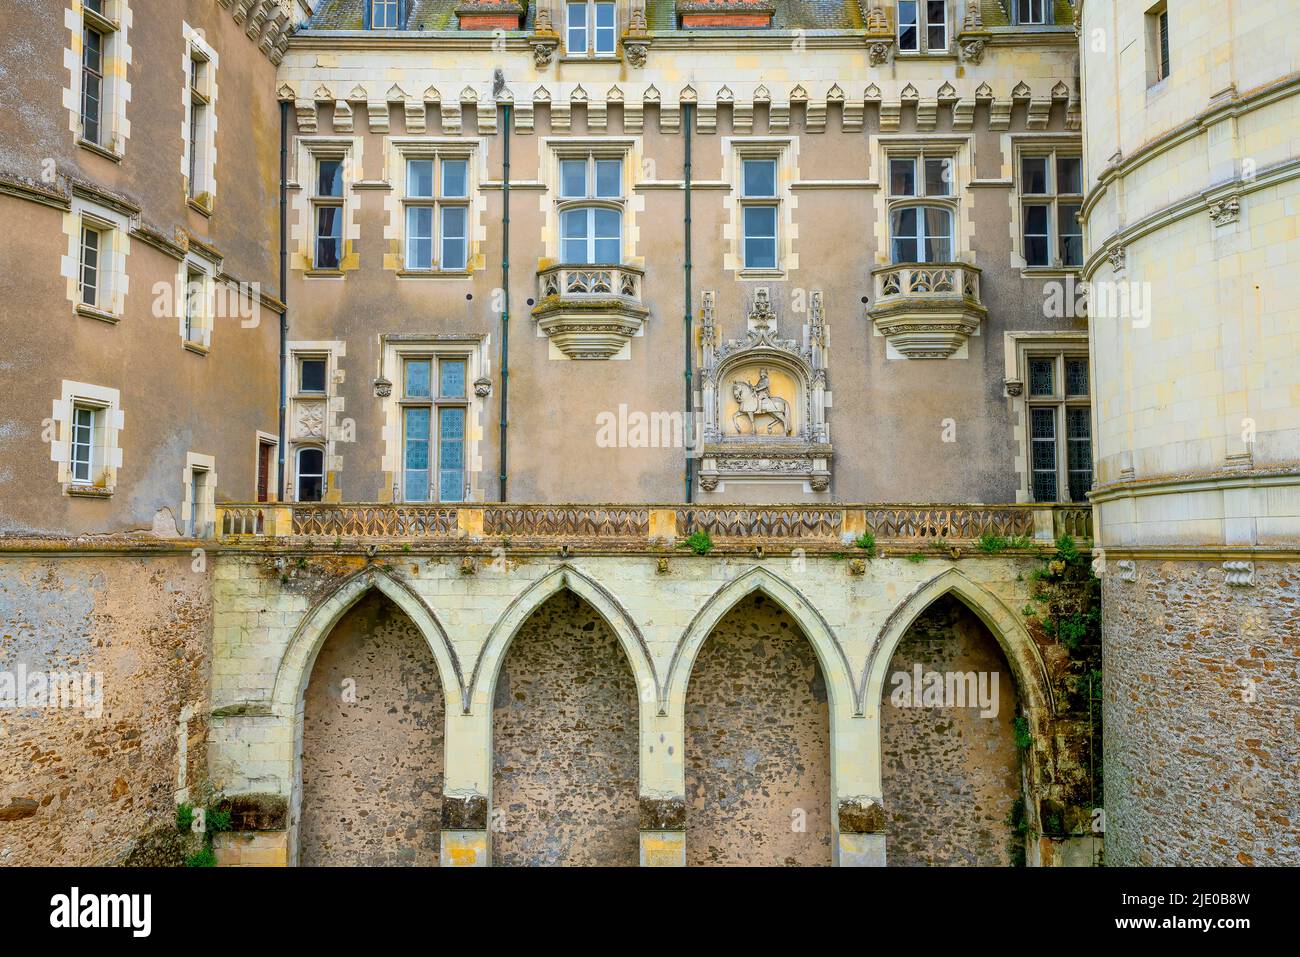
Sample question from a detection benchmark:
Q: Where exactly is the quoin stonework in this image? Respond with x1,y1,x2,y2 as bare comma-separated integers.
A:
0,0,1294,868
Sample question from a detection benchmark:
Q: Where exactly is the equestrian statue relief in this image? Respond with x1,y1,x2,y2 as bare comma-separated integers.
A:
731,368,791,435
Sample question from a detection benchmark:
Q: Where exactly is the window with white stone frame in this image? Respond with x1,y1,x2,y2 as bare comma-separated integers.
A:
69,198,129,321
74,0,130,154
295,446,325,502
1019,149,1083,269
897,1,948,54
398,147,473,273
886,148,958,263
727,140,795,276
556,149,625,264
179,254,216,352
182,453,216,538
566,1,617,57
380,337,487,504
182,25,218,211
53,381,123,495
1025,351,1093,502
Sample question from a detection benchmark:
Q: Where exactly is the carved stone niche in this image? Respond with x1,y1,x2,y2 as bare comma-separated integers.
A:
697,288,832,493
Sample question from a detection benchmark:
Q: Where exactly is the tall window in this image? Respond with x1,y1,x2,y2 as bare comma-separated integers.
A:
69,405,99,485
405,156,470,271
371,0,400,28
1027,353,1092,502
897,1,947,53
1148,3,1171,83
314,158,344,270
78,222,104,307
296,447,324,502
1021,151,1083,268
257,439,275,503
740,158,779,270
888,153,955,263
187,49,211,200
183,266,206,344
1015,0,1050,24
401,357,468,502
567,2,616,56
187,466,210,537
81,24,104,144
558,154,622,264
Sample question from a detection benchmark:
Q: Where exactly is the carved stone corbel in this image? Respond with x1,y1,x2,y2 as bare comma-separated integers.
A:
622,3,650,68
864,5,894,64
529,5,560,69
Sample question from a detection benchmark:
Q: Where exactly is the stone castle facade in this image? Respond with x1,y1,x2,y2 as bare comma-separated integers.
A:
0,0,1293,866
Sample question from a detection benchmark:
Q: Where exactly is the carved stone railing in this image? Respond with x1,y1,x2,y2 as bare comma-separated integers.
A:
676,508,844,539
532,263,650,359
217,502,1091,548
867,262,986,359
483,506,649,538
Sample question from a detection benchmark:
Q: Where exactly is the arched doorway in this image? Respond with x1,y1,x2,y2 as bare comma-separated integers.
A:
880,594,1022,865
490,591,640,866
684,592,832,866
298,590,445,865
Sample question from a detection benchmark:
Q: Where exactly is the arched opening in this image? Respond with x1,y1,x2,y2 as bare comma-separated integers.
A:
490,590,640,866
298,590,445,865
880,594,1022,866
684,592,832,866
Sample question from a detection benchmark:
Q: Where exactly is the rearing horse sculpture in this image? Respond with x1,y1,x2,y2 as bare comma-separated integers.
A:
731,380,791,435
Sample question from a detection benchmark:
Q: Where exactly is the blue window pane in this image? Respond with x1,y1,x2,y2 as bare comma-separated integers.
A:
594,207,621,242
442,159,468,198
439,359,466,397
560,159,586,198
743,206,777,268
404,471,429,502
441,207,467,269
742,159,777,198
405,359,431,397
407,159,434,197
595,160,621,198
407,206,433,268
562,208,587,238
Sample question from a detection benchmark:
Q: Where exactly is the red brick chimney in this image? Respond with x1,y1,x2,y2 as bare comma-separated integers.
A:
677,0,776,29
456,0,527,30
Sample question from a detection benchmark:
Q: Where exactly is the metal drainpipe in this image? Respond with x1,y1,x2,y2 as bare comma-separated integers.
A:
683,102,694,504
277,99,289,502
499,103,511,502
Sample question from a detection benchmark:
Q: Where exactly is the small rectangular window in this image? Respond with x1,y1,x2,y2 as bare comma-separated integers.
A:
299,357,327,394
890,158,916,197
1148,3,1171,83
314,158,345,270
742,207,778,269
1029,357,1055,397
594,3,617,55
442,158,469,199
1023,205,1050,267
1065,358,1089,397
925,1,947,50
184,268,204,343
1066,408,1093,501
1016,0,1048,25
296,447,324,502
405,358,432,398
440,206,468,271
1031,407,1058,502
317,159,343,197
1021,151,1084,268
924,158,951,197
594,159,622,198
408,159,434,198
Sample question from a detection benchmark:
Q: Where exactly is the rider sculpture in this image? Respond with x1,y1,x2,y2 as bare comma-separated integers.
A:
731,368,791,436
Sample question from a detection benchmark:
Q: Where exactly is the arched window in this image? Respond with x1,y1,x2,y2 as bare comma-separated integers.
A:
296,447,324,502
890,205,953,263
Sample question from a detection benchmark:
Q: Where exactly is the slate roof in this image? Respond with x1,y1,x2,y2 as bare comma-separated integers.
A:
304,0,1074,33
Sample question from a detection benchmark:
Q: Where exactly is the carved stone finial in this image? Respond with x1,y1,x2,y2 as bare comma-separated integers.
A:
535,4,553,31
749,288,775,330
629,2,647,32
964,4,982,30
865,5,888,33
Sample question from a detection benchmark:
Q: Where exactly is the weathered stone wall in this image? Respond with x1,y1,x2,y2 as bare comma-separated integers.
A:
490,592,639,866
0,554,210,866
880,595,1021,866
1103,559,1300,866
685,593,832,866
298,591,444,866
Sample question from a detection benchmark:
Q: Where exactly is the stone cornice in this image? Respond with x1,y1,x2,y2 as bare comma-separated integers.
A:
1081,155,1300,278
1089,465,1300,504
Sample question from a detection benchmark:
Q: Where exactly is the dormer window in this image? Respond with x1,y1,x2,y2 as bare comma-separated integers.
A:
1015,0,1051,25
898,1,948,54
567,1,616,57
370,0,402,29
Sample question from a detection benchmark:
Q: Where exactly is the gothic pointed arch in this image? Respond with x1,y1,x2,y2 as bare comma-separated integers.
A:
470,564,657,713
665,564,854,715
272,565,463,712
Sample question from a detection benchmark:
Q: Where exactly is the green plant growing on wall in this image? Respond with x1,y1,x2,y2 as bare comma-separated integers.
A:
681,530,713,555
977,533,1009,553
176,797,233,867
853,532,876,556
1013,715,1033,751
1005,796,1029,867
906,552,926,564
